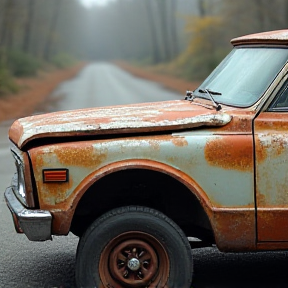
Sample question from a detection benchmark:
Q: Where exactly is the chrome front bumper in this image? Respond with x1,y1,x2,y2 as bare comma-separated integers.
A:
4,187,52,241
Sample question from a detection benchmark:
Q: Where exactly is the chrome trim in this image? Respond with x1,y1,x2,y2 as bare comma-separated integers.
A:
254,62,288,113
4,186,52,241
11,146,28,206
10,143,35,207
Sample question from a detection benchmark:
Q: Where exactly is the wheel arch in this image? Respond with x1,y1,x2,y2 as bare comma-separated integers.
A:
70,159,214,241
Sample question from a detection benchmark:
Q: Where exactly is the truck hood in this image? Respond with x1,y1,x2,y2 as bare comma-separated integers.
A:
9,100,232,149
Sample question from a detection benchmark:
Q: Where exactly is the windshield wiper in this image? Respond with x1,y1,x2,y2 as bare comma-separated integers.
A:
185,90,195,101
198,89,222,111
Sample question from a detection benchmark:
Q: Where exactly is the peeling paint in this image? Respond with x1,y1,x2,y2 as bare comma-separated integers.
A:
255,112,288,242
9,100,232,149
41,181,74,205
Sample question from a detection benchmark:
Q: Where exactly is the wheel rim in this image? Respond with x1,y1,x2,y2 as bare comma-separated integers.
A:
99,232,170,287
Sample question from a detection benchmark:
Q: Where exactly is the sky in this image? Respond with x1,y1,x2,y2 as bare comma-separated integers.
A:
80,0,113,7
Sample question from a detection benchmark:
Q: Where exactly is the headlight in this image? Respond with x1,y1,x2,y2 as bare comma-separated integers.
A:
10,144,35,208
11,149,28,206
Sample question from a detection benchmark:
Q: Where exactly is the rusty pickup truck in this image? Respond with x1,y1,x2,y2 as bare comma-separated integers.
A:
5,29,288,288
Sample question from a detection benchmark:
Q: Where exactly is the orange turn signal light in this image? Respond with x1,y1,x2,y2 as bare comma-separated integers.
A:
43,169,69,183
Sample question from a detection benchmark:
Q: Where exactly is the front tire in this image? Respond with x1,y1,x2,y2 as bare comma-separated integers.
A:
76,206,193,288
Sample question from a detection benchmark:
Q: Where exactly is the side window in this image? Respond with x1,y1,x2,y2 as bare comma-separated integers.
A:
269,84,288,111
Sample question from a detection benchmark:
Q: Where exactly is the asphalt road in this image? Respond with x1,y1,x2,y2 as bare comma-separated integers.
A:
1,63,288,288
39,62,181,112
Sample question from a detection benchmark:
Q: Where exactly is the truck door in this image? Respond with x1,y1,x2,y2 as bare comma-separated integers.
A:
254,83,288,242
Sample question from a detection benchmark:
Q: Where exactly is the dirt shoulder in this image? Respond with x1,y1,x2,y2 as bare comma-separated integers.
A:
0,63,86,122
115,61,201,95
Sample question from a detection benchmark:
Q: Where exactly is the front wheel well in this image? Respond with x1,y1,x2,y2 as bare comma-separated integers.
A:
71,168,214,242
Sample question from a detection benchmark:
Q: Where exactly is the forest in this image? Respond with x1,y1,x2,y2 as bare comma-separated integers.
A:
0,0,288,95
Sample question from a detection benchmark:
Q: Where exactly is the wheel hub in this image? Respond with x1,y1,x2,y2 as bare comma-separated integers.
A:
99,232,170,287
109,238,159,285
127,257,140,271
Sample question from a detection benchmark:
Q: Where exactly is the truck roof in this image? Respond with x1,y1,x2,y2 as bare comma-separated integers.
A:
231,30,288,46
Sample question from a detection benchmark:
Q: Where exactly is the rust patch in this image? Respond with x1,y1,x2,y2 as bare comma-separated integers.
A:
255,113,288,132
204,136,253,171
145,135,188,149
255,119,274,130
37,156,44,167
255,134,286,162
218,115,252,133
55,145,107,168
51,210,75,235
258,209,288,241
276,138,285,156
255,120,288,133
212,208,256,251
254,137,268,163
44,184,72,204
256,192,266,206
171,137,188,147
40,176,74,206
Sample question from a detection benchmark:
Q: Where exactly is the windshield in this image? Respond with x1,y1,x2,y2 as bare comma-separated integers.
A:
194,47,288,107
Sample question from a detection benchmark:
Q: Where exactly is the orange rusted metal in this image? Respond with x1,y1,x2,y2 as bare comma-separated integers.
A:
214,110,254,133
211,208,256,251
9,100,232,149
231,29,288,46
255,112,288,242
204,135,253,172
257,209,288,242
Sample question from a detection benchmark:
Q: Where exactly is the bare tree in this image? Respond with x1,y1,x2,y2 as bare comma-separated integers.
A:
144,0,161,63
0,0,17,49
169,0,179,58
156,0,172,62
22,0,35,53
44,0,62,61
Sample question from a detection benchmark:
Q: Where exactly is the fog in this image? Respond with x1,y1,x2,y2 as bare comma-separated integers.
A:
0,0,287,80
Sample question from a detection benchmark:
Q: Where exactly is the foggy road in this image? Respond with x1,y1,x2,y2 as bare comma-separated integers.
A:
1,63,288,287
42,62,182,112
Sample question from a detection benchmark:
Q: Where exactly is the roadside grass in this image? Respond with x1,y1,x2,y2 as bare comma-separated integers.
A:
7,50,40,77
0,49,79,97
51,53,77,69
0,66,19,97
